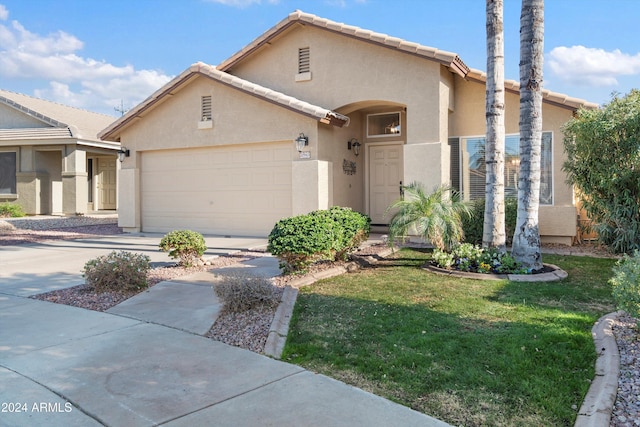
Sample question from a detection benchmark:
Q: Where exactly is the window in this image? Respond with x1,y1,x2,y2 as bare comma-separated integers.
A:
0,152,17,195
367,112,401,137
201,96,212,121
452,132,553,205
298,47,310,74
87,158,93,203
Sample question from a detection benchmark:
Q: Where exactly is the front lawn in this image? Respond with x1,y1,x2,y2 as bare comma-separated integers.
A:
283,249,616,427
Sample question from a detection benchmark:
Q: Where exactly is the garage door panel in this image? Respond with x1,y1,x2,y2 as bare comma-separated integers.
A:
141,143,292,236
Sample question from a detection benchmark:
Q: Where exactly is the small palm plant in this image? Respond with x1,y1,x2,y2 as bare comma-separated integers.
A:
386,183,470,251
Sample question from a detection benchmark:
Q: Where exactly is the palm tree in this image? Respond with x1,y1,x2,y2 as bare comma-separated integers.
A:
484,0,506,251
386,183,470,251
512,0,544,270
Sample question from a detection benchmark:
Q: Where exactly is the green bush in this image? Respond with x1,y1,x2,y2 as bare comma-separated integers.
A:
267,214,337,274
83,250,150,294
461,198,518,246
214,272,280,313
310,207,371,260
267,207,370,274
432,243,528,274
159,230,207,266
563,90,640,253
610,251,640,319
0,202,25,218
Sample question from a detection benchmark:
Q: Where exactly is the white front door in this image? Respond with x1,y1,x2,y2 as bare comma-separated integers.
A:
368,143,403,225
98,158,117,210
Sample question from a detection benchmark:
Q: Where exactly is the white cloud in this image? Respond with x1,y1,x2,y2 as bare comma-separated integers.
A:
548,45,640,87
0,7,172,115
0,5,8,21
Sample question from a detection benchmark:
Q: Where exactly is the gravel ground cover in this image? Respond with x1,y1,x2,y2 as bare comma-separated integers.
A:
3,216,638,425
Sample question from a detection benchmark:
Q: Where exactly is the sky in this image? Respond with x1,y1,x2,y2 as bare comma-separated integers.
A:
1,0,638,117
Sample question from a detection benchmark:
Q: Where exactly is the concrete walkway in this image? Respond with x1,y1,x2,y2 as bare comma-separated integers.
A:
0,235,449,426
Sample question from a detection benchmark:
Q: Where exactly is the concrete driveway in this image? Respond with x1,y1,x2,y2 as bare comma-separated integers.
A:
0,233,268,297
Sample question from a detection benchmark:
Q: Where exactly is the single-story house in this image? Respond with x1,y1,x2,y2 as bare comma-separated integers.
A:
100,10,597,245
0,90,120,215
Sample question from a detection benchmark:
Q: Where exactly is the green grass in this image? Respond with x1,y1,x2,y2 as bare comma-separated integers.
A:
283,249,617,427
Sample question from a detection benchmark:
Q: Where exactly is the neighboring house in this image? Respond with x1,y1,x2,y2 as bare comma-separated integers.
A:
0,90,120,215
100,10,597,245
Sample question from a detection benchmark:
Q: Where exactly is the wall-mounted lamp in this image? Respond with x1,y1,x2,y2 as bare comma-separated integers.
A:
295,133,309,152
347,138,361,156
117,147,130,162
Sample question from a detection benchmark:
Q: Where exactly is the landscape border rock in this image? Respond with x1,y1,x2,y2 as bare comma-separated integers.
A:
574,311,621,427
423,263,568,282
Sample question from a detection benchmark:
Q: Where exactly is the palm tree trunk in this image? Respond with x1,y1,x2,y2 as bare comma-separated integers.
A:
483,0,506,251
512,0,544,270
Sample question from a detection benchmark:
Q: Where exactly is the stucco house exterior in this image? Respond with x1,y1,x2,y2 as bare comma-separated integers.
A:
100,10,597,245
0,90,120,215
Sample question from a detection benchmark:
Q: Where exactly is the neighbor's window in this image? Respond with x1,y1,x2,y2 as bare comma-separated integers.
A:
367,112,401,137
0,151,17,194
454,132,553,205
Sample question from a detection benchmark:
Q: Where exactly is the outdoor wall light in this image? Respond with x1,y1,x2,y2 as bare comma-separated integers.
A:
117,147,130,162
347,138,361,156
295,133,309,152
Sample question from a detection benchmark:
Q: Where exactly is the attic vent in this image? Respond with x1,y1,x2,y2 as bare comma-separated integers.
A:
298,47,310,74
201,96,212,121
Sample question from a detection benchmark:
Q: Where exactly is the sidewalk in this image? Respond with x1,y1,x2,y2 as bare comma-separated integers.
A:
0,236,450,427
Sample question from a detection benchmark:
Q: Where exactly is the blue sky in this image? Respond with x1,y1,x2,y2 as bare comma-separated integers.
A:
1,0,638,116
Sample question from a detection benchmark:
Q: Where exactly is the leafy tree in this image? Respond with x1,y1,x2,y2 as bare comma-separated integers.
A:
386,183,470,251
512,0,544,270
484,0,507,251
563,89,640,253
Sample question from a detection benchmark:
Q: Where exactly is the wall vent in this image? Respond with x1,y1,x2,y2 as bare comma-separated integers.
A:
201,96,212,121
298,47,310,74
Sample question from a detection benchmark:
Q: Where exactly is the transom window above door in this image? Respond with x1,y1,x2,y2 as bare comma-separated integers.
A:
367,112,401,137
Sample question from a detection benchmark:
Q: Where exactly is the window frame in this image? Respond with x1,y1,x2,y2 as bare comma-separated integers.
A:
366,112,402,138
452,131,554,205
0,150,18,196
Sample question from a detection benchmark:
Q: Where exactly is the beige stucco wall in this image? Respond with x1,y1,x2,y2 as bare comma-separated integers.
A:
226,25,444,145
450,76,578,244
116,76,328,229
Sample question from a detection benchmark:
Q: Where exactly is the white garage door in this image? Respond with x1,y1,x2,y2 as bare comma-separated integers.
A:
141,143,292,236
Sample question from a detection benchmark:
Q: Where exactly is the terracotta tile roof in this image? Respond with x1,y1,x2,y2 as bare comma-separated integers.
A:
0,89,117,142
218,10,597,111
218,10,470,78
465,69,599,110
99,62,350,141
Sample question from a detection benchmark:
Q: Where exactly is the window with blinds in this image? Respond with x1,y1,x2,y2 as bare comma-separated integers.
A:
453,132,553,205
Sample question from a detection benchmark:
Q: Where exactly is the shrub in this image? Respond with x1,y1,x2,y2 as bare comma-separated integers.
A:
310,207,371,260
0,202,25,218
461,198,518,246
83,250,150,293
387,183,470,251
267,214,337,274
159,230,207,266
563,90,640,253
432,243,528,274
214,272,280,313
610,251,640,319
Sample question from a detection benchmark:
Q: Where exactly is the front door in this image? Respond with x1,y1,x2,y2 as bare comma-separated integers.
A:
368,143,403,225
97,158,117,210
